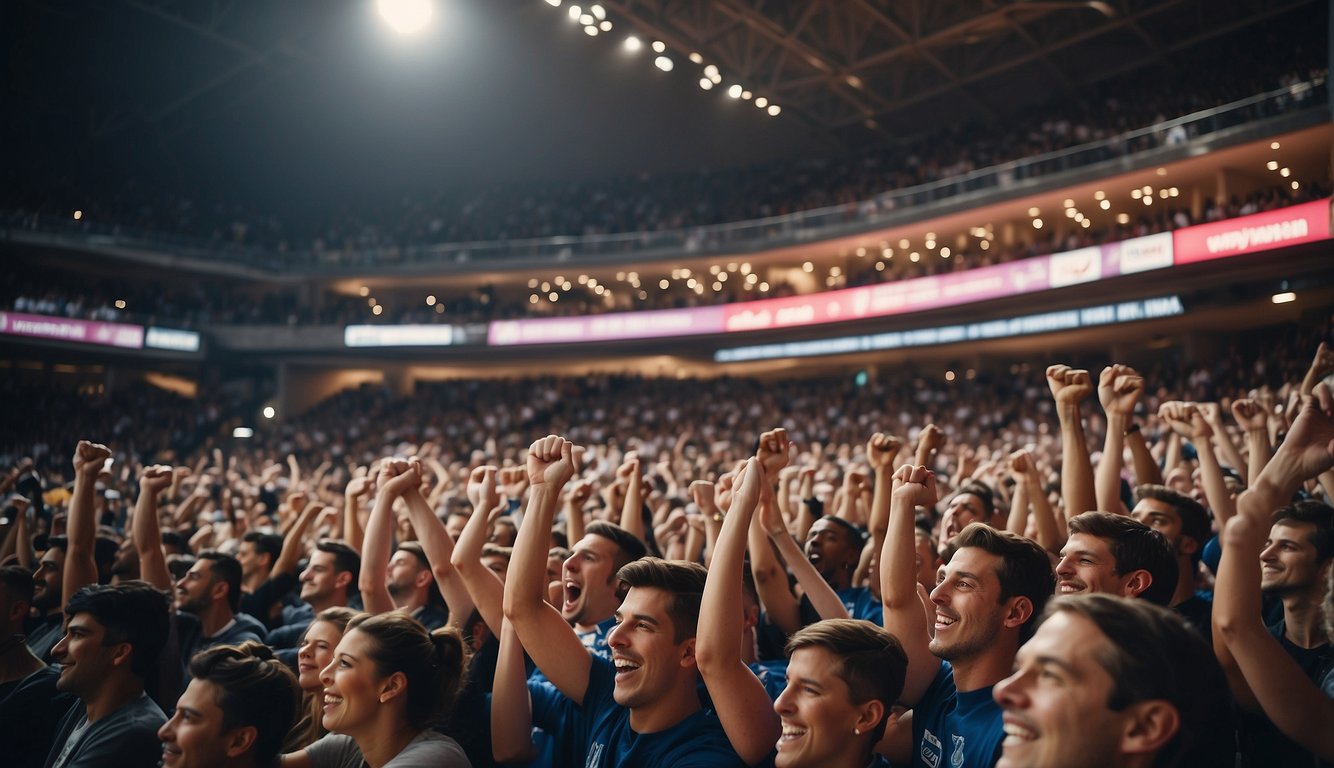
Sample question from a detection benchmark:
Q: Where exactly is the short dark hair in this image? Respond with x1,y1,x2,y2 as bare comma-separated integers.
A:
953,524,1053,641
345,613,469,731
1043,595,1234,767
616,557,706,644
480,544,513,563
586,521,648,576
65,581,170,679
197,550,243,614
315,540,361,584
786,619,908,742
0,564,35,605
396,541,431,571
1136,485,1212,548
953,482,997,520
241,531,283,564
1272,500,1334,563
161,531,192,556
1068,512,1178,606
819,515,868,545
188,642,302,766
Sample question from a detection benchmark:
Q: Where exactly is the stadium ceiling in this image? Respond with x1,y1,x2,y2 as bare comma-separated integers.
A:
56,0,1315,147
596,0,1317,141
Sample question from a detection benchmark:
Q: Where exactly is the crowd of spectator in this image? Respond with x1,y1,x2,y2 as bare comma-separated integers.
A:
6,181,1327,331
0,310,1331,767
3,22,1325,268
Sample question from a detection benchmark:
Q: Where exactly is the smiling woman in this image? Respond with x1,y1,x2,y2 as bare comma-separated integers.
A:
281,612,471,768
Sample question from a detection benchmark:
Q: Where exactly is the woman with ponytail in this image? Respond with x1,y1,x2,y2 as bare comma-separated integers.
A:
291,607,361,750
281,612,472,768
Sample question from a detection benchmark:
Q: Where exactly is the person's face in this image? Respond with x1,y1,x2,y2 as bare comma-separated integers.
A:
929,547,1010,661
913,530,938,591
445,514,468,542
804,519,858,585
1261,522,1324,594
319,628,387,737
545,553,564,586
1055,533,1134,597
481,554,510,584
159,678,243,768
33,546,65,611
176,560,217,615
773,646,878,768
994,612,1136,768
385,550,423,601
606,587,694,710
940,493,988,542
562,534,622,627
300,550,347,605
52,612,125,698
235,541,267,581
298,620,344,692
1131,499,1187,554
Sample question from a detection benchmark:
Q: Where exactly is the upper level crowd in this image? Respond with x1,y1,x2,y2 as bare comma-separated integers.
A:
0,312,1331,767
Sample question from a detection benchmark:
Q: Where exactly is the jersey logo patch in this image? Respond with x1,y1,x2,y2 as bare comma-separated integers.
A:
950,734,966,767
920,728,943,768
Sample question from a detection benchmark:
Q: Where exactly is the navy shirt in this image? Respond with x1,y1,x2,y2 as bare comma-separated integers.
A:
911,661,1003,768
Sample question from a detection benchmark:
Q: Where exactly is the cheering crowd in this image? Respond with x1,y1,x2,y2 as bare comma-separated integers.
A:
0,320,1331,767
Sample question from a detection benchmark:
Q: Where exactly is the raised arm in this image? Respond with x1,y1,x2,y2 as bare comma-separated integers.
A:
491,619,539,764
271,497,321,578
64,441,111,608
449,466,503,631
1231,398,1272,487
697,457,780,766
1047,365,1097,519
880,464,942,707
618,456,647,546
1200,402,1247,474
564,478,593,550
1161,402,1236,526
502,436,591,704
1125,423,1164,487
1213,389,1334,760
342,473,372,554
914,424,944,470
745,431,802,637
1096,365,1142,515
688,480,722,567
866,433,903,601
359,459,420,615
132,465,176,591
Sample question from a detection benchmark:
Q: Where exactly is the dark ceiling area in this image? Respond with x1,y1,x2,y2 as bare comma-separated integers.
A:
2,0,1325,214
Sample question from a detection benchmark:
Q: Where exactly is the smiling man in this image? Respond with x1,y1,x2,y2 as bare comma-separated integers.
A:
562,520,647,656
1056,512,1177,606
159,643,300,768
880,465,1053,768
504,435,743,767
994,594,1232,768
43,581,171,768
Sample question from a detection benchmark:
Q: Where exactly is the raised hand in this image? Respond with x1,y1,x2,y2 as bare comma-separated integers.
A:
345,474,375,500
1047,364,1093,408
1008,449,1034,482
866,432,903,472
1159,401,1211,440
72,440,112,476
468,465,500,512
526,435,577,489
564,477,594,509
499,466,530,500
756,428,791,479
378,457,423,497
140,464,174,495
689,480,718,516
1265,381,1334,489
1231,398,1269,432
1098,364,1143,416
917,424,945,458
891,464,939,509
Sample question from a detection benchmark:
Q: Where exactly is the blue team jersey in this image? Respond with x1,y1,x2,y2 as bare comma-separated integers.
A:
912,661,1003,768
840,585,884,625
570,655,746,768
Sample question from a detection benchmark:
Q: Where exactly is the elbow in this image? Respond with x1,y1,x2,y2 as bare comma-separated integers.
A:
434,561,456,584
492,737,536,765
693,639,725,674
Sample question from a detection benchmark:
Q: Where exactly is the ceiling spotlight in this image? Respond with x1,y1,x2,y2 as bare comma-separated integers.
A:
545,0,561,6
654,55,673,71
599,19,611,31
767,104,780,116
652,40,666,53
1271,141,1281,150
689,52,703,64
590,3,605,19
584,25,598,35
579,13,593,24
1272,291,1296,304
377,0,432,34
755,97,768,108
741,90,752,100
568,5,581,20
699,78,713,90
727,84,743,98
1267,160,1279,170
624,35,641,51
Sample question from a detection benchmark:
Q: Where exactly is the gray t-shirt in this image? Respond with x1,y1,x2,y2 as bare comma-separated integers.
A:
43,693,166,768
305,730,471,768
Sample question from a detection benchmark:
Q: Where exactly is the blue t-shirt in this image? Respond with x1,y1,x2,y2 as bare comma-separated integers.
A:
840,586,884,625
912,661,1003,768
567,655,747,768
577,615,618,661
750,658,789,701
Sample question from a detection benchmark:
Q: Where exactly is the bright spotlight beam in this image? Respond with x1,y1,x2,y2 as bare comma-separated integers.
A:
377,0,433,35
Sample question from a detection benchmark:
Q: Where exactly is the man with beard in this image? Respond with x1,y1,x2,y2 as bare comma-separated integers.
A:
25,536,67,661
880,464,1053,768
0,565,76,768
43,581,170,768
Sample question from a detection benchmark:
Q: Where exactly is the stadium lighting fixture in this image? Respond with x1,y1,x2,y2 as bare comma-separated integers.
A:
568,5,581,20
376,0,433,35
1271,291,1296,304
263,406,276,419
754,97,767,107
767,104,780,116
545,0,561,6
654,56,673,71
624,35,641,51
73,210,83,220
699,78,713,90
727,84,743,98
1271,141,1281,150
651,40,666,53
233,427,254,439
